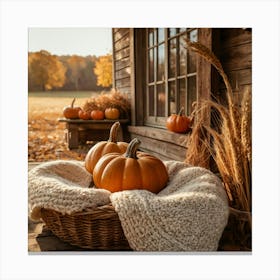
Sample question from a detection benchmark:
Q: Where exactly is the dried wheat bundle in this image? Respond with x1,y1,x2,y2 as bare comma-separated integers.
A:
184,38,252,249
83,89,131,119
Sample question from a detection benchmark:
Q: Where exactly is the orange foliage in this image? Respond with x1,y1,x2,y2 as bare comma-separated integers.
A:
93,54,112,87
28,50,66,91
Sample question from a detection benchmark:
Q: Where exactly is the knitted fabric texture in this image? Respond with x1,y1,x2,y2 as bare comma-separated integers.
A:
28,160,229,251
28,160,111,220
110,160,229,251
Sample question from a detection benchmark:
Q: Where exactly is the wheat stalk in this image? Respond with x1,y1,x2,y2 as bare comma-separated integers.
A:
184,39,252,224
184,38,240,140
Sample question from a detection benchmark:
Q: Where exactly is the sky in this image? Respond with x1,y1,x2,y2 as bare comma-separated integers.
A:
28,28,112,57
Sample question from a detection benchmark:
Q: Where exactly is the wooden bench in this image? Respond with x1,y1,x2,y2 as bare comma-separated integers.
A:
58,118,129,149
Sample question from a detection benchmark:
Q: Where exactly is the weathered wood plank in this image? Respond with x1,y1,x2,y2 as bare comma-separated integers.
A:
113,28,130,42
59,119,129,149
114,34,130,51
36,226,85,251
220,68,252,90
115,77,131,88
115,57,130,71
221,43,252,71
219,28,252,48
129,125,189,161
114,47,130,60
128,125,189,147
130,132,187,161
116,86,131,95
115,67,131,80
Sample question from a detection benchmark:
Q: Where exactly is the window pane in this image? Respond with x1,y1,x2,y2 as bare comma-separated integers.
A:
189,29,198,42
157,83,165,117
168,38,176,78
168,81,176,114
148,29,154,47
169,28,177,37
148,86,155,116
148,48,154,82
157,44,165,81
187,51,197,73
158,28,165,43
187,76,196,115
179,79,186,112
179,28,186,33
154,29,157,44
179,36,186,75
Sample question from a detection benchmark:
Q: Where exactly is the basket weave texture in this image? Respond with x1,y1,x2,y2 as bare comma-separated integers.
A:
41,204,131,250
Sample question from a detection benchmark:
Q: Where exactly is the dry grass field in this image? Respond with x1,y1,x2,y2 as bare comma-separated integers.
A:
28,92,97,162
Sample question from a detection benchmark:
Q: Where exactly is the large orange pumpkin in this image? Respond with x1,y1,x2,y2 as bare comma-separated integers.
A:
166,107,191,133
93,138,169,193
84,122,128,174
63,98,81,119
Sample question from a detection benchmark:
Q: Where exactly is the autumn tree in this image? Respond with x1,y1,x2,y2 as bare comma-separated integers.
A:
93,54,112,87
28,50,66,91
66,55,87,90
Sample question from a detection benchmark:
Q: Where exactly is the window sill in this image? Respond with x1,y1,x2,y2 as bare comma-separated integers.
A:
128,125,190,161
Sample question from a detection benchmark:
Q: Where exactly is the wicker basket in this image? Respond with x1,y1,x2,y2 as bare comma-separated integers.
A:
40,204,132,251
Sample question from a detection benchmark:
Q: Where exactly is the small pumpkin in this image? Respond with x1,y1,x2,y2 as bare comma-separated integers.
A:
93,138,169,193
105,107,120,120
166,107,191,133
84,121,128,174
78,110,91,120
63,98,82,119
91,110,105,120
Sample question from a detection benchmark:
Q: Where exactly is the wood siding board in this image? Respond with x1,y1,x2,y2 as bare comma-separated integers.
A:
216,28,252,102
219,28,252,48
113,28,131,96
219,68,252,90
114,28,130,41
114,47,130,60
115,67,131,80
114,35,130,51
220,44,252,71
115,57,131,71
115,86,131,94
116,77,131,89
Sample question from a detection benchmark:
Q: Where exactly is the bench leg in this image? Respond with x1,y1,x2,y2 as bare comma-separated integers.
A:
65,124,79,149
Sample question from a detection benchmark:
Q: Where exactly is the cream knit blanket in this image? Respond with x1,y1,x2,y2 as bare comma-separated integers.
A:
28,160,229,251
110,161,229,251
28,160,111,220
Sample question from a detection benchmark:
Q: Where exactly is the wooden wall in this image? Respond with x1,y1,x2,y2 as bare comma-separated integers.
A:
212,28,252,103
111,28,252,162
112,28,132,95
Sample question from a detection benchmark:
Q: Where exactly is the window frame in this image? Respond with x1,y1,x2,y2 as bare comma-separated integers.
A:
144,28,199,128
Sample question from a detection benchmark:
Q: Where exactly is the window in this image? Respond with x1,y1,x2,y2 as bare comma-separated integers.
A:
145,28,198,127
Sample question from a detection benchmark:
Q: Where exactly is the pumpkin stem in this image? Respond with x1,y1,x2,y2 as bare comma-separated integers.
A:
125,138,141,159
71,98,76,108
178,107,185,116
108,121,120,143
